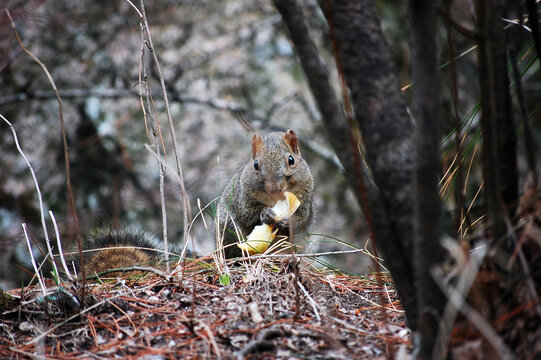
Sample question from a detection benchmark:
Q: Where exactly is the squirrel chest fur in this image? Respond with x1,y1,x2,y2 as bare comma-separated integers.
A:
218,129,314,258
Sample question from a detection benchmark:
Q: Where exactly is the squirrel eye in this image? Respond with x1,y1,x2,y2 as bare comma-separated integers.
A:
288,155,295,166
254,160,259,171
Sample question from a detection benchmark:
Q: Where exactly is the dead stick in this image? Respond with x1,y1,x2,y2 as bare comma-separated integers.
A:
6,9,86,304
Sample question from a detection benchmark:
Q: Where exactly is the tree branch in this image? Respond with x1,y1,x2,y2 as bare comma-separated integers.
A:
0,88,266,120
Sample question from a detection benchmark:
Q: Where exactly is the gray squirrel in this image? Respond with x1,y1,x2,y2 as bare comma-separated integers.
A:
75,129,314,276
217,129,314,258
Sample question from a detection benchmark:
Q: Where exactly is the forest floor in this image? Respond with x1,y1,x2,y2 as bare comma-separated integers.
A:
0,257,410,359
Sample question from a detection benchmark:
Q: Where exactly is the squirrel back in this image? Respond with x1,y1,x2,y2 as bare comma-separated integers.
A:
217,129,314,258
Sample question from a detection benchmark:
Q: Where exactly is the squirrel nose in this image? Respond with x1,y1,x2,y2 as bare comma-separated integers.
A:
265,182,285,196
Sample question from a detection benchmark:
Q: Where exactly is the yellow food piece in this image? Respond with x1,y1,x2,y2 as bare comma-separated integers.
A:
272,192,301,220
238,224,278,254
238,192,300,255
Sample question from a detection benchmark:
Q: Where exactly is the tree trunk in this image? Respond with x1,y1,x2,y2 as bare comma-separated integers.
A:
271,0,377,211
324,0,418,330
476,0,518,241
409,0,446,358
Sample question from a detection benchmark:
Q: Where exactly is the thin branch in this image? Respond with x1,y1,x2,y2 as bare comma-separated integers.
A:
297,280,321,321
230,248,365,263
50,211,73,279
432,267,515,360
6,9,86,297
22,224,47,294
508,41,538,187
527,0,541,66
436,7,477,39
139,0,191,250
433,238,487,359
289,217,301,320
24,300,106,345
0,113,55,276
131,0,171,271
124,0,143,17
0,88,266,121
503,215,541,318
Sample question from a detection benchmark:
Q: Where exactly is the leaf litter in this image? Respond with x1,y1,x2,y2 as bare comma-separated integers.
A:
0,257,410,359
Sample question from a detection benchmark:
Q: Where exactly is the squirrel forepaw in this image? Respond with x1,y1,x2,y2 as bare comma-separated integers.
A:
260,207,289,231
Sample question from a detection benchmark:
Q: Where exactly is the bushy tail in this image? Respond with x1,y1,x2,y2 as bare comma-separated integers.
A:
68,227,192,278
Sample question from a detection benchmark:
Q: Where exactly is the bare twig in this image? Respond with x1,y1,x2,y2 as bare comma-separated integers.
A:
436,7,477,39
527,0,541,68
8,348,49,360
433,238,487,359
503,215,541,318
432,267,515,360
6,9,86,296
1,114,60,281
138,0,191,249
232,248,365,262
24,300,106,345
297,280,321,321
200,320,222,360
128,0,192,272
130,0,171,271
286,214,301,320
1,113,54,291
22,224,47,294
508,40,538,187
50,211,73,279
0,88,268,122
143,143,198,263
124,0,143,17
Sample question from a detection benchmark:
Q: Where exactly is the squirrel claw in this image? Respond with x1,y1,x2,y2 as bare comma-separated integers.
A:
260,207,289,231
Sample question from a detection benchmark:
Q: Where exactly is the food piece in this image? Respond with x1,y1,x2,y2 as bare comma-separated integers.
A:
272,191,301,220
237,224,278,254
238,192,300,255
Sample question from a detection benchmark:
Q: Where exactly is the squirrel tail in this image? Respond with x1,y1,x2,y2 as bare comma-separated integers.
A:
70,227,189,278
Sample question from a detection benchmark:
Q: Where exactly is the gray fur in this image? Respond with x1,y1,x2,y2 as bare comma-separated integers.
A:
217,130,314,258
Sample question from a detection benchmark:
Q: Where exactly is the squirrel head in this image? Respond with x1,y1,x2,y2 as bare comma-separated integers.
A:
249,129,307,204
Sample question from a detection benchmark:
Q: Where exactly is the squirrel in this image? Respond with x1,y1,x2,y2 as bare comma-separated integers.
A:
217,129,314,258
70,227,187,278
71,129,314,275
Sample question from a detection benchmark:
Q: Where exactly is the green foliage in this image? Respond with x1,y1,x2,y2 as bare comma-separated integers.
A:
218,272,231,286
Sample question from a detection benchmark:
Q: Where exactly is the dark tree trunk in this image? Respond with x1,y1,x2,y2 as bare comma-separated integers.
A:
271,0,378,210
476,0,518,240
324,0,418,330
409,0,446,358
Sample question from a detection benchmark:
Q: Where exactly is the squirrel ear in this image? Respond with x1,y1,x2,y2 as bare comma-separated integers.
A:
284,129,300,155
252,134,263,158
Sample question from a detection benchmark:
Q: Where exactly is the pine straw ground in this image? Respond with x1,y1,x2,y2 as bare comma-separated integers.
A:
0,258,410,359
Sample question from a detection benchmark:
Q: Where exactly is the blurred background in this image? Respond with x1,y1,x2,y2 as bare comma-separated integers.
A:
1,0,538,289
0,0,368,288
